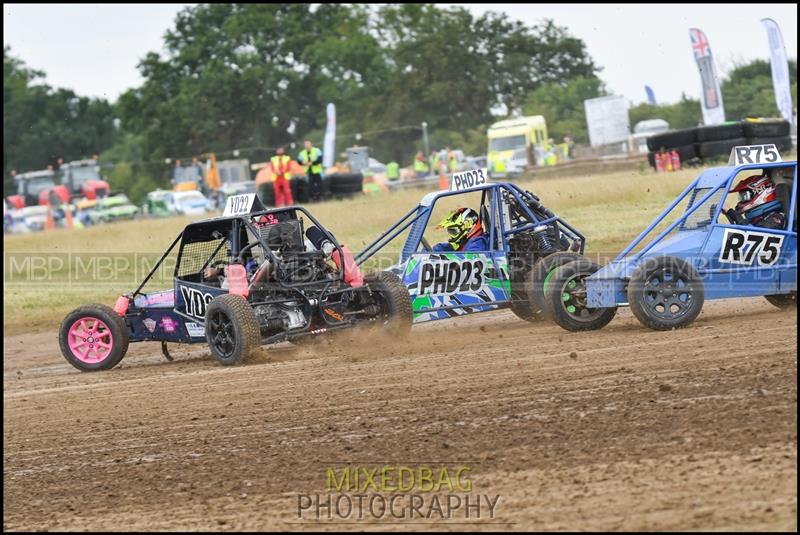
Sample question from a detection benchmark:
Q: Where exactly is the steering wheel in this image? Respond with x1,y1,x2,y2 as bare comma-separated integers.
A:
722,208,738,225
237,242,258,263
421,237,433,252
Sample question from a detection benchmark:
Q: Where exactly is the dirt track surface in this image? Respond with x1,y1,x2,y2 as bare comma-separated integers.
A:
3,299,797,531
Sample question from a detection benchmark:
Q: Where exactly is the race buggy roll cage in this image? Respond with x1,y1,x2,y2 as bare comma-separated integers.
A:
354,182,586,266
123,205,384,345
610,161,797,264
130,206,355,304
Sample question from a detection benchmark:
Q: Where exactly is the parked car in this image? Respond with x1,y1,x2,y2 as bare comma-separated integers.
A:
168,190,213,215
21,205,50,231
91,194,139,224
74,198,99,226
6,208,32,233
143,190,173,218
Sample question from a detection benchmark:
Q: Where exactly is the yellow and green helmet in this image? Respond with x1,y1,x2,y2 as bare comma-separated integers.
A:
436,207,480,250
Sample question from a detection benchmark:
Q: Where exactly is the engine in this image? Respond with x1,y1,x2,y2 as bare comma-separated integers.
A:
254,302,307,335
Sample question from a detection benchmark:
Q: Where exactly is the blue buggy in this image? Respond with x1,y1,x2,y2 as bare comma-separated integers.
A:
355,176,599,325
542,150,797,331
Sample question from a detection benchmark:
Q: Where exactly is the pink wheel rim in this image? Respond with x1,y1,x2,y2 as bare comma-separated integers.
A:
67,317,114,364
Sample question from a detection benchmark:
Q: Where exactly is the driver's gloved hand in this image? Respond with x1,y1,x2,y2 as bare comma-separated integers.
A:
725,208,745,225
203,266,222,279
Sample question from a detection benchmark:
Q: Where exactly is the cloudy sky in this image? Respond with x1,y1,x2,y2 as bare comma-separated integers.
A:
4,3,797,105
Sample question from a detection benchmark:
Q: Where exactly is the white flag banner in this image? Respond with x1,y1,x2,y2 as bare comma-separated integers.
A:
323,102,336,169
689,28,726,125
760,18,794,125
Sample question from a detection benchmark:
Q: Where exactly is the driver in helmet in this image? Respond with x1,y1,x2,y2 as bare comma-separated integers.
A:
203,219,269,284
432,207,489,252
724,174,786,230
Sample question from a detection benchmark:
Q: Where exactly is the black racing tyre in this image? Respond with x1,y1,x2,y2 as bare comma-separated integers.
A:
747,135,794,153
205,294,261,365
258,183,276,207
765,292,796,309
695,122,744,142
509,266,540,323
364,271,413,337
743,120,790,138
530,251,586,320
320,177,332,200
627,256,704,331
647,128,697,152
698,137,747,160
330,181,363,195
292,178,310,203
543,259,617,332
509,301,539,322
329,173,364,187
59,304,129,371
330,173,364,195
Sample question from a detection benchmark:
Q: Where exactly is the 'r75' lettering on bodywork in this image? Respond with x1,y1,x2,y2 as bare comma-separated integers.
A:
719,228,784,266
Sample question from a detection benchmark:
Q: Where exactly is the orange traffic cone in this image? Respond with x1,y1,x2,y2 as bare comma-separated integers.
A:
45,206,55,230
65,205,74,230
438,162,448,190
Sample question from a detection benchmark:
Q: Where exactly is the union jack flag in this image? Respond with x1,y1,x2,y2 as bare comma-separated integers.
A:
690,28,710,59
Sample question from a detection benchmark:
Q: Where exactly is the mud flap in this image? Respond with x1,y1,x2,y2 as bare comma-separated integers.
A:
161,341,174,361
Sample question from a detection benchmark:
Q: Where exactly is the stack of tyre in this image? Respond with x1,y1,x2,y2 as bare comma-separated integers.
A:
646,127,698,168
646,119,793,169
740,119,793,153
260,176,338,206
327,173,364,198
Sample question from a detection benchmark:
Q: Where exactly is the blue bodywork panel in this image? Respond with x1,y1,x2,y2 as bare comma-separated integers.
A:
358,182,586,322
587,161,798,307
126,289,210,343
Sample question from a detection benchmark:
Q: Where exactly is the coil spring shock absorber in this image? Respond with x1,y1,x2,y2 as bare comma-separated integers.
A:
533,224,557,254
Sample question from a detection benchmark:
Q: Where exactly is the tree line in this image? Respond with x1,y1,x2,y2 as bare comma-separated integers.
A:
4,4,797,200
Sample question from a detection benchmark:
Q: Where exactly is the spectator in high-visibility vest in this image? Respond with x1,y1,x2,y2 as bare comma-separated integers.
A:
544,138,558,166
269,146,294,207
447,151,458,173
413,150,429,177
429,151,440,176
298,140,324,202
387,161,400,182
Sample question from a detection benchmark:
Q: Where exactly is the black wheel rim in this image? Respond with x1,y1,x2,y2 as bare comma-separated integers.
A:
559,274,603,322
209,310,236,358
642,268,695,320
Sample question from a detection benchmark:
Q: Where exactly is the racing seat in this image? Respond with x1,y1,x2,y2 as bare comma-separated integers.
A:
774,182,794,231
